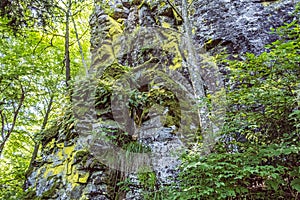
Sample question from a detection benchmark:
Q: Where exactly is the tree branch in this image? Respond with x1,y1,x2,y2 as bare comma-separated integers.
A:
166,0,184,22
72,15,88,76
24,94,54,189
0,110,5,141
0,83,25,156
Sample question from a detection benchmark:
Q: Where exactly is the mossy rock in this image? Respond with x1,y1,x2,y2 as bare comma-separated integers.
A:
40,181,59,199
41,125,60,147
23,189,38,200
73,149,90,165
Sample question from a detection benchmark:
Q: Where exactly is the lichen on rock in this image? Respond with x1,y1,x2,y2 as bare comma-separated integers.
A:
24,0,299,199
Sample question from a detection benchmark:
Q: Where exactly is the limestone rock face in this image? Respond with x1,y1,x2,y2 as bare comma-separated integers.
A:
25,0,299,199
193,0,299,55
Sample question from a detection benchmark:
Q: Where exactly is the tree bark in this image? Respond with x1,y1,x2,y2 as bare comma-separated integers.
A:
65,0,71,88
181,0,211,146
72,15,88,76
23,95,54,189
0,84,25,156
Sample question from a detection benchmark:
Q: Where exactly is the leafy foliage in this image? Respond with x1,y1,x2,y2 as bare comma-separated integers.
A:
167,142,299,199
0,26,64,200
0,0,56,33
162,6,300,200
223,20,300,144
0,0,92,199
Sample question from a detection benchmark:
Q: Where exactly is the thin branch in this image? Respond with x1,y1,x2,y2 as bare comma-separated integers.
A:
69,28,89,46
24,95,54,189
188,0,194,10
59,0,68,7
0,111,5,141
0,83,11,94
3,111,8,133
0,83,25,156
49,33,65,38
32,32,45,54
41,95,54,131
72,15,88,76
54,1,67,13
22,129,35,143
166,0,184,22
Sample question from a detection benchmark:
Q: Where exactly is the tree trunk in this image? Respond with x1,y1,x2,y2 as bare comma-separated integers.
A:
23,95,54,189
0,85,25,156
72,15,88,76
65,0,71,88
181,0,212,147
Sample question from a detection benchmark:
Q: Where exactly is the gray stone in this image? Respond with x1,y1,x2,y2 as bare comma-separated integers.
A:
193,0,299,55
25,0,299,199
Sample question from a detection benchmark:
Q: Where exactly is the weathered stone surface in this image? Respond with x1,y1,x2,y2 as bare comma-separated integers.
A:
125,125,183,199
25,0,299,199
193,0,299,55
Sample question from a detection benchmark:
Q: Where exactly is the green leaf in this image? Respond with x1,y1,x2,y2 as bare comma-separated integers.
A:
291,178,300,192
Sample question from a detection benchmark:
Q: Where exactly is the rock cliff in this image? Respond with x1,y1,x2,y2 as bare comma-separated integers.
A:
24,0,299,199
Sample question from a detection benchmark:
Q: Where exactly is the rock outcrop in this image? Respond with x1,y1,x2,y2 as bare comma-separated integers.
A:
194,0,298,55
25,0,299,199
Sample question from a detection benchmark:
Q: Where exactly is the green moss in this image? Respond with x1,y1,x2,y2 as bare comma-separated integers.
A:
45,138,56,150
70,171,79,183
132,0,142,5
41,181,58,199
57,148,63,160
93,42,116,69
67,159,73,175
73,149,89,160
137,0,146,9
169,56,182,70
100,63,130,82
79,195,89,200
41,125,60,147
147,87,181,128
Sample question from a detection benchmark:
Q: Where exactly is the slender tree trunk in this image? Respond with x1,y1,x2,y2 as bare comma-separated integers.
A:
23,95,54,189
0,110,5,142
181,0,211,145
72,16,88,76
0,85,25,156
65,0,71,88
